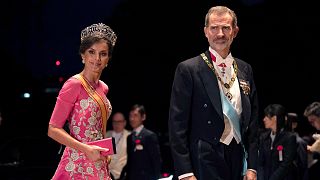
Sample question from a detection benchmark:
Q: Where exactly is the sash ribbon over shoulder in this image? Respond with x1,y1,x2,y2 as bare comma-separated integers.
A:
74,74,109,137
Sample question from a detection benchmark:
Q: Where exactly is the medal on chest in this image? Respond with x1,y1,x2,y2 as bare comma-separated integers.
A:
134,139,144,151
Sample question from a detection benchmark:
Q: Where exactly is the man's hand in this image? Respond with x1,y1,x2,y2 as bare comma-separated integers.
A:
244,170,256,180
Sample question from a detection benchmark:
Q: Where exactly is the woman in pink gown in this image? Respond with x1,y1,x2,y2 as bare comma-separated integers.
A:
48,23,117,180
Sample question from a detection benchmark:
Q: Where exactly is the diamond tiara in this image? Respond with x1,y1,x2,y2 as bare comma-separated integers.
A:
80,23,117,46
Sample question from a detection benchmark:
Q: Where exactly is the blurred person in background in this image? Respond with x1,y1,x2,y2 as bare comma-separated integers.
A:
258,104,297,180
286,113,308,180
304,102,320,153
106,112,131,180
303,102,320,180
125,104,161,180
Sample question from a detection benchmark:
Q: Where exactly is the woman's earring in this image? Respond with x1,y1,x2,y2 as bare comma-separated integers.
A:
82,59,85,64
105,64,108,67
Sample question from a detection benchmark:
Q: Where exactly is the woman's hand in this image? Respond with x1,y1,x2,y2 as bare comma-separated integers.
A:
84,144,109,162
106,156,112,164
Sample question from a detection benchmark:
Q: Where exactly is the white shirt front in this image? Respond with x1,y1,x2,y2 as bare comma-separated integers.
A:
209,47,242,145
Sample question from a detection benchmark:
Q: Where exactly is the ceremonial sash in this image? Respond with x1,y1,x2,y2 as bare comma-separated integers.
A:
220,90,241,140
220,90,247,175
74,74,109,137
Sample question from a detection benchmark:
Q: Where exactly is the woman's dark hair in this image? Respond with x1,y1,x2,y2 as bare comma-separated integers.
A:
264,104,287,132
79,36,114,57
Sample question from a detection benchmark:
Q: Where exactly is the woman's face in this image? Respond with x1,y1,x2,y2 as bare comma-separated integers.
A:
308,115,320,130
263,115,277,130
81,39,109,74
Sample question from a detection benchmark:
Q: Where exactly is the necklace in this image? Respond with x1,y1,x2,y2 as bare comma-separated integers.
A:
79,74,97,93
79,75,112,112
201,53,237,89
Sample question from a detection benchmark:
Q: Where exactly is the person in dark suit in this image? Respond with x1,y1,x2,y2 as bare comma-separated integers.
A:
286,113,308,180
303,101,320,180
168,5,259,180
125,104,161,180
258,104,297,180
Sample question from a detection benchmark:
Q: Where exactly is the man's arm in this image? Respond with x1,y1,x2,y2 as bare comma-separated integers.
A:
246,64,259,172
168,62,194,176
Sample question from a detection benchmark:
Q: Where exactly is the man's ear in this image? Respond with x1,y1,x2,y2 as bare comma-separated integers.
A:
233,26,239,38
204,26,209,39
142,114,146,121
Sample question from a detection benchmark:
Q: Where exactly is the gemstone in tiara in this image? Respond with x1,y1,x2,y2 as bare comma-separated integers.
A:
80,23,117,46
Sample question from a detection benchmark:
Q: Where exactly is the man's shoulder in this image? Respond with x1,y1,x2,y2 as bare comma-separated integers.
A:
142,128,160,143
179,53,203,64
123,129,131,136
173,54,204,73
234,57,251,67
234,57,254,75
142,127,158,136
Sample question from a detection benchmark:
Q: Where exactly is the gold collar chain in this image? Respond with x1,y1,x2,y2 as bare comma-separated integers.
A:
200,53,238,89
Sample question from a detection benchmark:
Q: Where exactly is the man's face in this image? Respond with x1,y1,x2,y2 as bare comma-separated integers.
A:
129,109,145,129
308,115,320,130
204,12,238,57
112,113,126,133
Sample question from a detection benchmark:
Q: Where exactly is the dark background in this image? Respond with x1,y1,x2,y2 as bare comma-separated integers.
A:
0,0,319,179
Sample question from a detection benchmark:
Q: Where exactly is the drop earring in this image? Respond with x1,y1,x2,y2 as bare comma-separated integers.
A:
105,64,108,68
82,59,85,64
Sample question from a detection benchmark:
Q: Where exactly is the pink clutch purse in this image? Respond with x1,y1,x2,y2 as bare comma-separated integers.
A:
87,137,117,156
